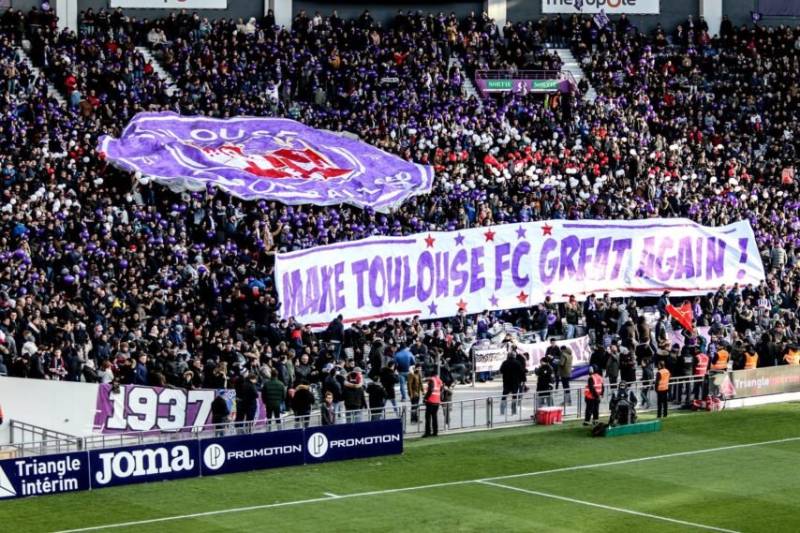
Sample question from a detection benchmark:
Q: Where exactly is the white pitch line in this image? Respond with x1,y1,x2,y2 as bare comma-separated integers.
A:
478,480,740,533
323,492,340,498
53,435,800,533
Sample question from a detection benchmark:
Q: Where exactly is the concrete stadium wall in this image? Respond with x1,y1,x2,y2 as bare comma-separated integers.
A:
0,377,99,444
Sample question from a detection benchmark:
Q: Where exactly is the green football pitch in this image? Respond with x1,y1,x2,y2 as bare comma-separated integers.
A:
2,403,800,532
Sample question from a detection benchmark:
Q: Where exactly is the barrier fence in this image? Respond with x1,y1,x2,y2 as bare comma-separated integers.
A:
8,375,710,457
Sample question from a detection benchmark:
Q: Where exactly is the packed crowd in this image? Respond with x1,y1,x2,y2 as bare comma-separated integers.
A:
0,7,798,423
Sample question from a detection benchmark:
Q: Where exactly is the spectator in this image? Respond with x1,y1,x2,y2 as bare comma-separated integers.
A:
320,391,336,425
366,377,386,421
262,372,286,429
291,381,314,428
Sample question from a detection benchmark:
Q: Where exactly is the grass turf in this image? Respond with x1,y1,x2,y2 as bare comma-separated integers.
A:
1,403,799,532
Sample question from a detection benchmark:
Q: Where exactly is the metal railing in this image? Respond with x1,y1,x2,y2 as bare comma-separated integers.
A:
8,420,85,457
5,375,713,457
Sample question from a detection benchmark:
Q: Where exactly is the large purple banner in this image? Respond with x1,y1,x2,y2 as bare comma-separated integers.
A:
275,219,765,327
98,112,434,212
94,383,266,434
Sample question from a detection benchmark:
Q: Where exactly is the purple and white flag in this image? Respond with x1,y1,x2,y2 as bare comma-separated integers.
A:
594,9,610,29
275,218,765,328
98,112,434,212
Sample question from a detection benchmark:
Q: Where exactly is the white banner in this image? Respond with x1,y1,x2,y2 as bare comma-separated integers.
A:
473,345,508,373
110,0,226,8
515,336,593,368
275,218,764,327
542,0,660,15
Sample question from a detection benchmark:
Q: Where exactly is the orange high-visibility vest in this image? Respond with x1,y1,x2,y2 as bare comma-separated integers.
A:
744,352,758,370
426,376,442,404
784,350,800,366
694,354,709,376
712,350,729,370
584,373,603,400
656,368,671,392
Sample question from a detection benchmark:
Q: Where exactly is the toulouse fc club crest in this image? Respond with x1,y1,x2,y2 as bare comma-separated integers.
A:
98,112,434,212
197,142,353,180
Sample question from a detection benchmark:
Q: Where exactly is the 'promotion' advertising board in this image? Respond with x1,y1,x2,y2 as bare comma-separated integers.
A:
0,420,402,499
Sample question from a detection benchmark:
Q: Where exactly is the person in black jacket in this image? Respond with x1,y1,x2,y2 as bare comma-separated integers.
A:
499,352,524,415
211,390,230,437
380,362,399,416
325,315,345,360
321,365,344,420
535,354,555,407
366,379,386,420
291,381,315,428
236,373,259,432
342,371,366,423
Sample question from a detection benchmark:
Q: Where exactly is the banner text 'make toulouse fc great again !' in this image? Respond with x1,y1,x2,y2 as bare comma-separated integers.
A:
275,219,765,326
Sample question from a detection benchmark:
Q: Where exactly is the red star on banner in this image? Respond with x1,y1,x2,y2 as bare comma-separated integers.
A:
517,290,529,303
424,234,435,248
484,229,496,242
456,299,468,312
541,224,553,236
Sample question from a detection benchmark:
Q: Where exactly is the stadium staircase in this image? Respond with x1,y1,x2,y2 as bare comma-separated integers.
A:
136,46,178,97
449,56,483,110
16,44,67,107
555,48,597,103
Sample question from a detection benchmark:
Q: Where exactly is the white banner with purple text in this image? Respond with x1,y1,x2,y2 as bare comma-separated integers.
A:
275,219,764,326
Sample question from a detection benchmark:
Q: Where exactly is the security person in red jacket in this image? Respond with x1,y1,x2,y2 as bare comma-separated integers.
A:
583,365,604,426
423,372,443,437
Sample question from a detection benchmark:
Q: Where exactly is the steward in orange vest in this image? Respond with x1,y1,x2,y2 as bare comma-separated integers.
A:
583,366,604,426
743,351,758,370
711,348,730,370
656,361,671,418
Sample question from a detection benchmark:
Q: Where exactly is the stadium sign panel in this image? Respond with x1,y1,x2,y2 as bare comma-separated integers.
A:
304,419,403,464
275,219,765,326
89,441,200,489
712,366,800,399
1,421,402,498
480,79,564,93
542,0,660,14
200,430,305,476
0,453,90,500
98,112,434,212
